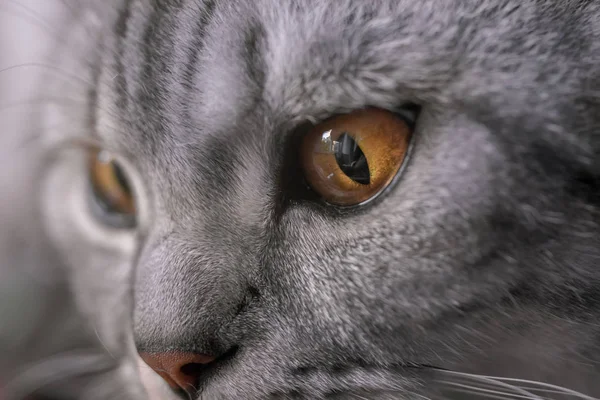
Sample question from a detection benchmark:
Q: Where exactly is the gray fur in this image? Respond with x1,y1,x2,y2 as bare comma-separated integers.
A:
1,0,600,399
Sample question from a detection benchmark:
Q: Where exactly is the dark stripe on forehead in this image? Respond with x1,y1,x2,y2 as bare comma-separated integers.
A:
88,40,103,142
240,21,267,102
184,112,277,207
192,134,241,201
113,0,133,115
135,0,185,151
182,0,216,122
183,0,216,90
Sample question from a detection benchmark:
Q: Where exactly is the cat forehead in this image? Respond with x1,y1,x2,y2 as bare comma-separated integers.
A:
94,0,596,158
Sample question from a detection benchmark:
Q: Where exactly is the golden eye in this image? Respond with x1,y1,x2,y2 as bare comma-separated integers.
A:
88,149,137,226
300,107,414,206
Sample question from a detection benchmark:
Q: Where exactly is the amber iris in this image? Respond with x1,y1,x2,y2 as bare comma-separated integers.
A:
89,150,136,216
300,108,412,206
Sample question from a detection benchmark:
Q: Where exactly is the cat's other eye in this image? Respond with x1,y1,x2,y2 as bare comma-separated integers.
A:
300,107,414,206
88,149,137,229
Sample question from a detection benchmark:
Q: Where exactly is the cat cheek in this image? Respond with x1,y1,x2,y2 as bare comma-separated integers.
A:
40,146,146,375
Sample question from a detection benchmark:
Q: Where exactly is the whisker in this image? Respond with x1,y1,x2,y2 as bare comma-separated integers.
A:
401,389,432,400
1,120,127,163
0,95,119,126
0,60,134,119
489,377,598,400
434,368,600,400
0,62,95,86
0,5,44,34
518,386,594,397
93,325,116,361
3,350,116,399
349,394,370,400
0,96,89,113
435,370,544,400
444,385,538,400
1,0,102,68
5,0,59,33
440,380,548,400
440,377,521,394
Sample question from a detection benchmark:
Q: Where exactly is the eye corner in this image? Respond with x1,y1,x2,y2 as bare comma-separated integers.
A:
393,102,422,128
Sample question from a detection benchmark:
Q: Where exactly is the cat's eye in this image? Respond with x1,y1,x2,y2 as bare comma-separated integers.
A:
300,107,414,206
88,149,137,228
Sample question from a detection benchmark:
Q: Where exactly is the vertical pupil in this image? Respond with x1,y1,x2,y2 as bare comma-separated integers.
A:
112,163,132,195
334,133,370,185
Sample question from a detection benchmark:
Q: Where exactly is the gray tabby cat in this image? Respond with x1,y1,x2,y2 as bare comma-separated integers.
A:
1,0,599,399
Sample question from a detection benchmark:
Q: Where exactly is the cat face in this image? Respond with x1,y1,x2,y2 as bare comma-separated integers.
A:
4,0,600,399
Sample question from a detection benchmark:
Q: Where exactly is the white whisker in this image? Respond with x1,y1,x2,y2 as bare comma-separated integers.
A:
491,377,598,400
0,62,95,86
518,386,594,396
436,370,545,400
403,389,433,400
3,350,115,399
445,385,537,400
440,380,548,400
435,369,600,400
5,0,58,33
93,325,116,361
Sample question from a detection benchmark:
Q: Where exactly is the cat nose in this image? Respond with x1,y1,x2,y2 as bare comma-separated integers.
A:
139,352,216,393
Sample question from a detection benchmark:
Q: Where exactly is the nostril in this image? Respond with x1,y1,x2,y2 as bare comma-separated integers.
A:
139,352,216,394
180,362,208,376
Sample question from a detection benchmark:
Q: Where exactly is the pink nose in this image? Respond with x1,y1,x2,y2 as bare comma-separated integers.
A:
140,352,216,393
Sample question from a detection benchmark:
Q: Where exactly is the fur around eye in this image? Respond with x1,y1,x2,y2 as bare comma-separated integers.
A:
299,107,414,206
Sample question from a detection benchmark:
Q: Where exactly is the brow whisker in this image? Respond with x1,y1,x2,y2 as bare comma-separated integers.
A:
0,62,96,86
0,96,90,113
0,95,126,131
4,0,59,33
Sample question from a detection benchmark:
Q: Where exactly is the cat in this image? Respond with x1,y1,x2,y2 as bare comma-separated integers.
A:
1,0,600,399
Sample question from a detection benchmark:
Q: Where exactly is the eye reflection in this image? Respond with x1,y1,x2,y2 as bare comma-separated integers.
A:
316,130,334,153
333,133,370,185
